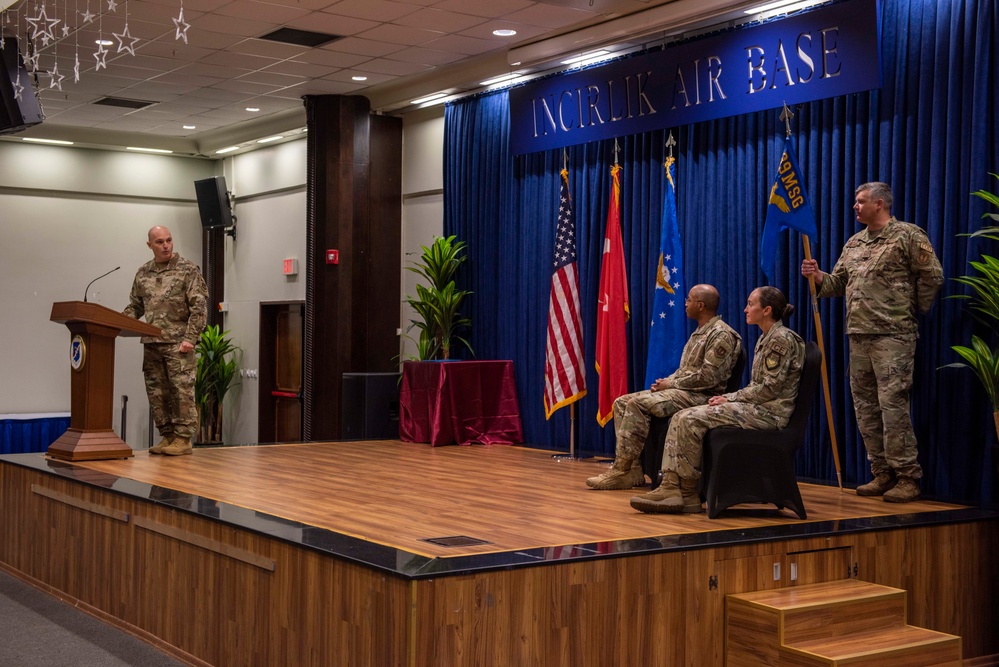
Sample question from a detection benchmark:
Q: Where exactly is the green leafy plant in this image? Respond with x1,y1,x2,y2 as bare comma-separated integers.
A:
403,235,473,360
942,174,999,430
195,325,240,443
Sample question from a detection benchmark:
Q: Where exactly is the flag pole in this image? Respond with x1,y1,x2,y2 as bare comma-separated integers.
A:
569,402,576,459
780,103,843,491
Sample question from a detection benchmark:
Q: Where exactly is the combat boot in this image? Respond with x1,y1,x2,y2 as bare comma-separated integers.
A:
162,436,193,456
586,457,644,490
856,471,896,496
883,477,920,503
630,472,702,514
149,435,173,455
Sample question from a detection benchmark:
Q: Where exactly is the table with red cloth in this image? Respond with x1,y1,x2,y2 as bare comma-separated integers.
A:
399,360,524,446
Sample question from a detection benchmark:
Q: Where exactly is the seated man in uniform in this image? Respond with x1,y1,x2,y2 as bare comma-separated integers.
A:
586,284,742,489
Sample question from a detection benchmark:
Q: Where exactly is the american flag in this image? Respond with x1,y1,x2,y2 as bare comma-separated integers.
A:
544,169,586,418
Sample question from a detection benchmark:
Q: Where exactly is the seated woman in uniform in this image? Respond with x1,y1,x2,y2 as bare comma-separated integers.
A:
629,286,805,514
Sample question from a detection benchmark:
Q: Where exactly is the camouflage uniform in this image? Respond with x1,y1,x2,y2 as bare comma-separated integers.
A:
612,316,741,460
817,218,943,480
124,253,208,440
662,322,805,481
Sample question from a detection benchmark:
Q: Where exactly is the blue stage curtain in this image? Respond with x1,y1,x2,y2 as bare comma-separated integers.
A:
444,0,998,502
0,416,70,454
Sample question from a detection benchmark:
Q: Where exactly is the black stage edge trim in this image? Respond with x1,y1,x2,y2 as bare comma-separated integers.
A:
3,452,996,580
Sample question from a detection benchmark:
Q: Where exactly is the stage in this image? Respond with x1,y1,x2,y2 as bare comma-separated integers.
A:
1,441,997,666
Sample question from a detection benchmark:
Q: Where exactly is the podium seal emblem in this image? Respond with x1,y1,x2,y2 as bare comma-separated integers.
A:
71,335,87,372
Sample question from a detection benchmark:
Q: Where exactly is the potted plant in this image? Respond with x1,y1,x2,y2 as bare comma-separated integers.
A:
195,324,240,444
943,173,999,440
403,235,473,360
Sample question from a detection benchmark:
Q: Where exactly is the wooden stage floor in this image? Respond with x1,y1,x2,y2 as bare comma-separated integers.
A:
2,441,998,666
40,440,974,562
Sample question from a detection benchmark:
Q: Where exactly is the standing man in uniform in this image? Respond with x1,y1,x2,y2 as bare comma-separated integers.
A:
586,284,742,489
124,226,208,456
802,182,943,502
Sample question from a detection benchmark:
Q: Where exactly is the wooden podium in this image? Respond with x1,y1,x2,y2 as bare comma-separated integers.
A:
49,301,161,461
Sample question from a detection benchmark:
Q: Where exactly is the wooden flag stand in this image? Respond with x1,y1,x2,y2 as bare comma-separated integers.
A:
48,301,161,461
778,103,843,491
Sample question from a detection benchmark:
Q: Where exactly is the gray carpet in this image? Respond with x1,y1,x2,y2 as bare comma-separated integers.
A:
0,569,185,667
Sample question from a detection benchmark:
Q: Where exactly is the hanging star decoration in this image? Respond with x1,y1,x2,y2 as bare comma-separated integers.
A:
173,5,190,44
48,61,65,90
26,5,61,42
13,74,24,101
106,0,118,11
114,23,139,56
74,52,81,82
23,50,40,72
80,7,95,23
0,35,5,50
93,42,108,70
62,23,71,37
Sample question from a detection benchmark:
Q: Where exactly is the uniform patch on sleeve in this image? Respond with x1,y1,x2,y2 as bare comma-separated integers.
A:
709,342,732,362
917,242,934,266
766,341,788,371
765,350,783,371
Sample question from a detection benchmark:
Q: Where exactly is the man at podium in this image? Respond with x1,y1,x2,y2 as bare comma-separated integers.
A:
123,226,207,456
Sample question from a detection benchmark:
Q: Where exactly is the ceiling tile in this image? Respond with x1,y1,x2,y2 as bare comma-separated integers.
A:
429,0,535,19
286,11,379,36
393,8,487,32
191,12,274,36
292,48,371,68
261,59,338,78
356,24,444,47
322,36,406,57
384,45,462,66
200,50,283,69
350,57,429,76
322,0,422,22
422,33,496,56
213,0,313,23
503,3,596,28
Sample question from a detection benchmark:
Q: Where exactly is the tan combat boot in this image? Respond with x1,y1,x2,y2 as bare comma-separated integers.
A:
149,435,173,455
162,436,193,456
883,477,920,503
856,471,896,496
586,457,644,490
629,472,702,514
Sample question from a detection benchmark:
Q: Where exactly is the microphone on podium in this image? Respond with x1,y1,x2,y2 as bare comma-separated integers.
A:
83,266,121,302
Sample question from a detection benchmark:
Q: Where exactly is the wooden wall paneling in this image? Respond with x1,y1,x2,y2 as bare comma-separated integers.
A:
2,460,997,666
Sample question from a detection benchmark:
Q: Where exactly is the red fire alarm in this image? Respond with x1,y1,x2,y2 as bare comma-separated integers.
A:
325,249,339,265
283,258,298,275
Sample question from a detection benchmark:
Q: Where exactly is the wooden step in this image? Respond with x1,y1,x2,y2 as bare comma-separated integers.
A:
725,580,962,667
781,625,962,667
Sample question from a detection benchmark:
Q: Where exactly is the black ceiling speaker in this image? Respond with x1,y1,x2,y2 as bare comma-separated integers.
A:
194,176,234,229
0,37,44,136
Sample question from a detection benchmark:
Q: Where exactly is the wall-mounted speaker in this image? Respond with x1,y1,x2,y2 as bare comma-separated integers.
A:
193,176,233,229
0,37,43,136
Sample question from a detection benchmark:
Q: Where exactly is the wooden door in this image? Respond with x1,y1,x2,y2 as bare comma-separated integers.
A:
259,302,304,443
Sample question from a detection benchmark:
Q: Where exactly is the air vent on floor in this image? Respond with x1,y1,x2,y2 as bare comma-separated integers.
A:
421,536,492,548
259,28,343,48
93,97,156,109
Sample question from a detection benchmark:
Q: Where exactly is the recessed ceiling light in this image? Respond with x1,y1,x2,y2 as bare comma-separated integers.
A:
126,147,173,154
215,146,240,154
22,137,74,145
753,0,825,17
95,39,113,46
351,75,367,81
411,92,448,105
183,124,196,129
257,135,284,143
245,107,260,112
480,72,524,86
561,50,611,65
493,29,517,37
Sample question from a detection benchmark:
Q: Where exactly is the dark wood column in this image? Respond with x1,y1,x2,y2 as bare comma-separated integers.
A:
303,95,402,441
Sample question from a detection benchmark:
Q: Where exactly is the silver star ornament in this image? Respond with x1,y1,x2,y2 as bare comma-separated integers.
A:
173,6,190,44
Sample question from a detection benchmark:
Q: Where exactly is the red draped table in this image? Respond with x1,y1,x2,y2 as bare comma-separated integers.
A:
399,360,524,446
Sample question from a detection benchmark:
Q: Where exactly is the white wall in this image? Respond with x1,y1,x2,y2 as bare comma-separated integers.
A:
218,139,308,445
0,106,444,447
0,142,214,448
400,106,445,361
